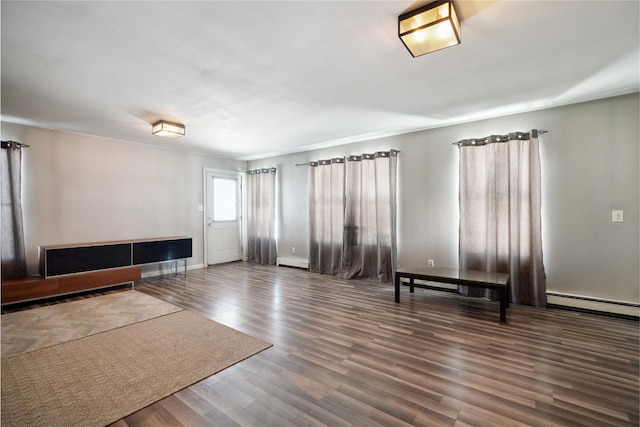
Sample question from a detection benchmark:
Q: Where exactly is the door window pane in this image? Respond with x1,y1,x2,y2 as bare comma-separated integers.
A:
213,178,237,221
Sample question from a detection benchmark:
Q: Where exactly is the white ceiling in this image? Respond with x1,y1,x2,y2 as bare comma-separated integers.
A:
2,1,638,160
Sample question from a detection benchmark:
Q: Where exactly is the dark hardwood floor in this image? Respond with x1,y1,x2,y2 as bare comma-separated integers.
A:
4,262,639,426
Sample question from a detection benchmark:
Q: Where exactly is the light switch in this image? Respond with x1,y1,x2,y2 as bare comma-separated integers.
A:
612,210,623,223
197,205,204,212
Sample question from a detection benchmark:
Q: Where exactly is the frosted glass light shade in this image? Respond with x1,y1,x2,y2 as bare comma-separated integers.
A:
152,120,185,138
399,0,461,57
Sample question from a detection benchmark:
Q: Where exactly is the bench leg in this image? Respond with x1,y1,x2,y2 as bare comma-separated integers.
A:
395,275,400,303
410,278,414,293
500,288,507,322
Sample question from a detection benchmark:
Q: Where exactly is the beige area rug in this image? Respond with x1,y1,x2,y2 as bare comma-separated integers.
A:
2,309,272,426
1,290,183,357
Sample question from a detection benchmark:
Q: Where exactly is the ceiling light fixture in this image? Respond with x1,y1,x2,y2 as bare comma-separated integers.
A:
399,0,461,58
152,120,185,138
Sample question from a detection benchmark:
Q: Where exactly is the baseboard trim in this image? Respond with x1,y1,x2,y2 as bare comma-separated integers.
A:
546,292,639,318
276,257,309,269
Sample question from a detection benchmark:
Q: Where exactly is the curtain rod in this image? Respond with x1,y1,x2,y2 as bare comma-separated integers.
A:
453,130,547,147
296,158,345,166
1,140,30,149
295,149,401,166
246,167,276,174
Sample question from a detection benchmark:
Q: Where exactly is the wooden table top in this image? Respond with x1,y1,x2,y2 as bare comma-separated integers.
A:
39,236,191,250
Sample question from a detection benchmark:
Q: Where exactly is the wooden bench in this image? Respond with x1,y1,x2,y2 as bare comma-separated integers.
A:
395,266,510,322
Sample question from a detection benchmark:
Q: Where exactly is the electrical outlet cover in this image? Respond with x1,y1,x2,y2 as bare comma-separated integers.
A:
612,210,624,223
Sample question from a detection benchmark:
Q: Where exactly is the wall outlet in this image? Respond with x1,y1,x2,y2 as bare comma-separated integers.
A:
427,259,434,267
291,246,296,254
612,210,624,223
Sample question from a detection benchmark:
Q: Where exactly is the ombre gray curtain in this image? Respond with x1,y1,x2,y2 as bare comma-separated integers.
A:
1,141,27,279
246,168,277,265
342,151,398,282
308,151,398,282
308,158,345,275
458,130,546,307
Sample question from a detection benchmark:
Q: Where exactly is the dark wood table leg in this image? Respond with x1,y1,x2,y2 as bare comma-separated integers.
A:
395,274,400,303
499,287,507,322
409,277,415,293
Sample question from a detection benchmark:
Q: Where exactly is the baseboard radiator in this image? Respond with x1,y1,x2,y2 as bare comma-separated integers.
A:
276,257,309,270
546,292,639,318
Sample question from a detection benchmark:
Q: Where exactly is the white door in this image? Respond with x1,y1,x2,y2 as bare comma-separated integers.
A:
206,174,241,265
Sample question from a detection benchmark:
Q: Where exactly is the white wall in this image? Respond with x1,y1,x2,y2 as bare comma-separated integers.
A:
249,93,640,307
1,122,246,275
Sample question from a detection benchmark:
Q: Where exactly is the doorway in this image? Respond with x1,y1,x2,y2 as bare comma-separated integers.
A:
204,169,242,265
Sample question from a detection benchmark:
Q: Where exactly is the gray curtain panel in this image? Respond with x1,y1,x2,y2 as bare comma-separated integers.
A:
246,168,277,265
308,151,398,282
1,142,27,279
458,130,546,307
342,151,398,282
308,158,345,276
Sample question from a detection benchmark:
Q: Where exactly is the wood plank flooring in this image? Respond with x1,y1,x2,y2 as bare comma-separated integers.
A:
4,262,639,426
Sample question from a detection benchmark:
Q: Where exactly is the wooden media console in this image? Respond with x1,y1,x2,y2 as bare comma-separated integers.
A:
1,267,142,305
1,236,192,305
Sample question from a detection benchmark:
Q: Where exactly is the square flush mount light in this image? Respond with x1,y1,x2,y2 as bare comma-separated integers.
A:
152,120,185,138
399,0,461,57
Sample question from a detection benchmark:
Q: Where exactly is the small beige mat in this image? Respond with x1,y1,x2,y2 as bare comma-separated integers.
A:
1,290,183,357
1,309,271,427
